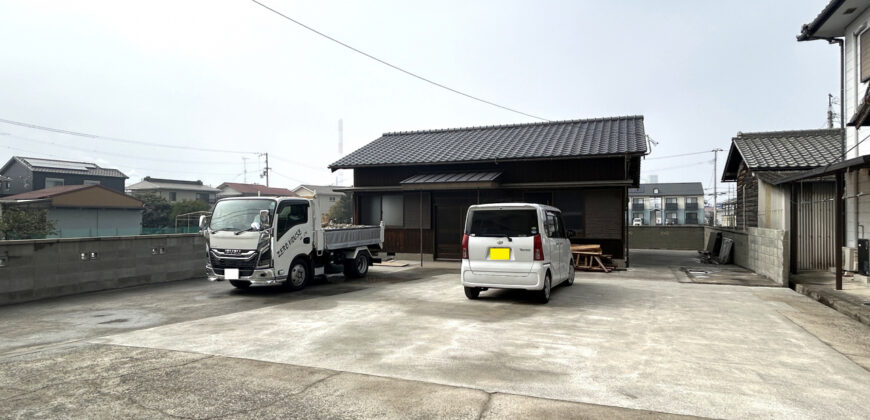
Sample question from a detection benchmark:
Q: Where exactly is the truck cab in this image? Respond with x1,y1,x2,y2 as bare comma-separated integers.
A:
202,196,383,290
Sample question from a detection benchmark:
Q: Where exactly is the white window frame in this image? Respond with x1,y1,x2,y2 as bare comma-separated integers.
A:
45,177,64,188
83,180,100,186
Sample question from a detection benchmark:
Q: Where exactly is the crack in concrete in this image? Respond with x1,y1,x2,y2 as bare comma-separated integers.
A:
203,371,343,420
0,354,214,403
475,392,493,420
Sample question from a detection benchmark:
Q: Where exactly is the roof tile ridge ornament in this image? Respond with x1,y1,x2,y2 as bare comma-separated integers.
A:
379,115,644,137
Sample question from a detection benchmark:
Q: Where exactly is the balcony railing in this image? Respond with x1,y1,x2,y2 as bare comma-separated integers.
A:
665,203,678,211
685,203,699,211
632,204,645,211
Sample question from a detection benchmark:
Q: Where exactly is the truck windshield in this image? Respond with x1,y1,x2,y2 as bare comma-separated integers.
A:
210,199,276,232
467,209,539,237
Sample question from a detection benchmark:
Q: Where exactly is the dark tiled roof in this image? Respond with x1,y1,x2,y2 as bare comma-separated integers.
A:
401,171,502,184
4,156,128,178
329,116,647,169
629,182,704,196
735,129,841,169
797,0,846,40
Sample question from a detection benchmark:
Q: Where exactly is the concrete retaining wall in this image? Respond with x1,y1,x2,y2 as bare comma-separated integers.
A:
628,226,705,250
705,227,789,286
0,234,205,305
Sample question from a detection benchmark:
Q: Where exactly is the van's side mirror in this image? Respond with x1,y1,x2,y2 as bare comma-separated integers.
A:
199,215,209,230
566,230,575,238
259,210,271,228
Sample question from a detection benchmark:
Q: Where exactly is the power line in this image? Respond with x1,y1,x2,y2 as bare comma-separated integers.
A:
1,133,240,165
644,150,713,160
0,117,256,154
249,0,549,122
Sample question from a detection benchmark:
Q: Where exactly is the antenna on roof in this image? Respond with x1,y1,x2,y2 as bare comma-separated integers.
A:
336,119,345,186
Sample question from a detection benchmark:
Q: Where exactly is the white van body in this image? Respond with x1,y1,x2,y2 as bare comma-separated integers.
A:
460,203,574,303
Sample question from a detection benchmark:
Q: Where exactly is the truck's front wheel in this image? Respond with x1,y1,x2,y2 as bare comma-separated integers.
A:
344,253,369,278
284,258,310,291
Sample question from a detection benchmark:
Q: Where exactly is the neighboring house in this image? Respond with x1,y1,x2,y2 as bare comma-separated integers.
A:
721,129,841,271
217,182,296,198
126,177,219,204
0,175,11,197
0,184,143,238
291,185,345,219
628,183,704,225
328,116,646,262
0,156,127,196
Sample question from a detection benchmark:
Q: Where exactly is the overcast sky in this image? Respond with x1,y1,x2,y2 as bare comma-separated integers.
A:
0,0,839,200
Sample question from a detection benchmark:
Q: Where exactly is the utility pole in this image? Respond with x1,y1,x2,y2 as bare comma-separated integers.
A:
828,93,839,129
242,157,249,183
259,152,271,187
712,148,723,226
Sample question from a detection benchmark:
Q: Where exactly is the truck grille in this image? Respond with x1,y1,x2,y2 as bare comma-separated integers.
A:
210,249,258,277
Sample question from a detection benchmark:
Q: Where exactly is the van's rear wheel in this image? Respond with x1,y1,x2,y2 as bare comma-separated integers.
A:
344,253,370,278
538,274,551,303
229,280,250,289
464,287,480,299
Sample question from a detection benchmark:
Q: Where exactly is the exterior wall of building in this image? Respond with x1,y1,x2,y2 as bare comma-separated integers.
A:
735,165,759,230
32,172,125,193
1,161,33,196
0,234,204,305
49,208,143,238
628,195,704,225
757,180,790,231
844,10,870,248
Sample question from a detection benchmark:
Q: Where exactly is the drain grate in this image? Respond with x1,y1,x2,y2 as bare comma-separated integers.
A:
863,302,870,307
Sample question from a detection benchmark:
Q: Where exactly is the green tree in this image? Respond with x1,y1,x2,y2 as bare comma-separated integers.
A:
134,193,171,228
0,206,57,240
170,200,212,228
327,193,353,224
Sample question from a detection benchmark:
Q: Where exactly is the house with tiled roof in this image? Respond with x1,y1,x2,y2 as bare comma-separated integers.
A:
329,116,647,263
0,184,143,238
721,128,841,272
0,156,127,196
217,182,296,198
126,177,220,204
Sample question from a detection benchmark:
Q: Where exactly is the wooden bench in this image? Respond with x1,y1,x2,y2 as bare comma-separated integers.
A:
571,244,612,273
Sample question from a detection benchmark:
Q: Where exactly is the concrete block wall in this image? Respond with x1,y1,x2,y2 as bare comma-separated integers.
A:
705,227,788,286
628,226,705,250
0,234,205,305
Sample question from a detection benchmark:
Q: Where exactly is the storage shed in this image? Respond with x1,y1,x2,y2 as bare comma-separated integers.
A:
329,116,647,263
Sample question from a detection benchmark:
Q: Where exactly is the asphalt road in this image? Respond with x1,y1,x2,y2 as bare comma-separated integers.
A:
2,251,869,419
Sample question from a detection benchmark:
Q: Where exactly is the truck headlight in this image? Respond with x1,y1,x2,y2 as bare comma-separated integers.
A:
257,248,272,268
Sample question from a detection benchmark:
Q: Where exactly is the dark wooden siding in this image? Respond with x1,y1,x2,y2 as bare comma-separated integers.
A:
354,157,627,187
736,164,758,230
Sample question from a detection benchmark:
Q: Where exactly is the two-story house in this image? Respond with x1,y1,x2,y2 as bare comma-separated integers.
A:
0,156,127,196
795,1,870,282
216,182,296,199
628,183,704,225
126,177,219,204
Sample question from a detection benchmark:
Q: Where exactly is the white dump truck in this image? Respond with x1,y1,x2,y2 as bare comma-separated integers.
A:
201,196,383,290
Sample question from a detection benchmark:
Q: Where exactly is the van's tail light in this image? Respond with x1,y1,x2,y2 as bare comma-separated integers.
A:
461,234,469,259
533,234,544,261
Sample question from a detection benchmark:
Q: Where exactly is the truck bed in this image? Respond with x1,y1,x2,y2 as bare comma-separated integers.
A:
323,225,383,250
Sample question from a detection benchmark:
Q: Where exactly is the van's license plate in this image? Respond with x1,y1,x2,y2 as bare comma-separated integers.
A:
490,248,510,260
224,268,239,280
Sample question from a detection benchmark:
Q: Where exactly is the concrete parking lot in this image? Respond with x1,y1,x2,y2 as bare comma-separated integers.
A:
2,250,870,419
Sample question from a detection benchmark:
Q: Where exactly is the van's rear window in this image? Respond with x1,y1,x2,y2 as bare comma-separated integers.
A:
467,209,538,237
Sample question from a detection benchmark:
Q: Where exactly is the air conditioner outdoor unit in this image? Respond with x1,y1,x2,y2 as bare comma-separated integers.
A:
843,246,858,272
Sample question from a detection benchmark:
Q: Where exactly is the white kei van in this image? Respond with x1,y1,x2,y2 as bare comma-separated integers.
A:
460,203,574,303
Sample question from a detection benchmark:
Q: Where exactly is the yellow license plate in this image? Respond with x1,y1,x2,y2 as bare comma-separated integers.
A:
490,248,510,260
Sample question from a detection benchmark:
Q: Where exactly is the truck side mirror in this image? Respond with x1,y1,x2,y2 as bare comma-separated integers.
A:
199,215,209,230
259,210,271,228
